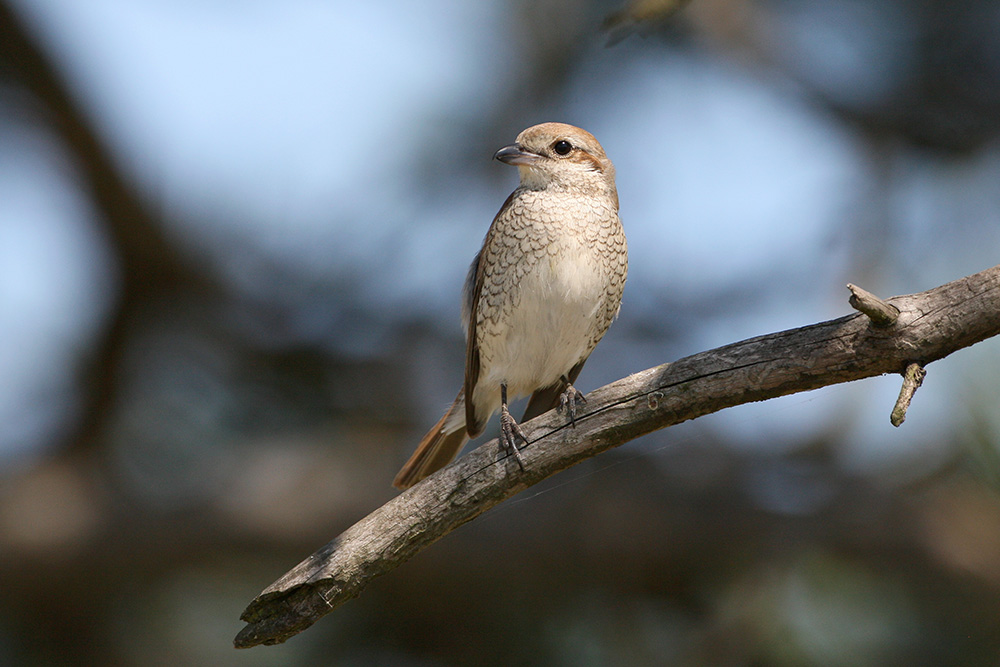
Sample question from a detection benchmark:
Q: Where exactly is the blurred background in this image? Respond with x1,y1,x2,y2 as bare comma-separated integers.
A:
2,0,1000,664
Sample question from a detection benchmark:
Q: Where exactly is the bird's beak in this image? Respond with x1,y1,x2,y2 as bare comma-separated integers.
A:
494,144,542,166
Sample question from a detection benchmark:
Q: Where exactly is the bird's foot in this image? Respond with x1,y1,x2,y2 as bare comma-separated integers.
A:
558,381,586,426
499,401,527,470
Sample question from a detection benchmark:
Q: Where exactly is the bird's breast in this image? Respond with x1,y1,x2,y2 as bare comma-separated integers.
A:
474,190,625,399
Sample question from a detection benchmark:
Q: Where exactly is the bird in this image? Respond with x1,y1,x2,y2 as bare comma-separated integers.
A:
393,122,627,489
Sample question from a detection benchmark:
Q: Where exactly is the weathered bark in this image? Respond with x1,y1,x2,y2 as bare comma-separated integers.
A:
235,264,1000,648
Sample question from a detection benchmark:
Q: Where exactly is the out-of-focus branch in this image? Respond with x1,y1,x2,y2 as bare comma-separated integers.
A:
0,0,213,451
235,264,1000,648
0,0,182,282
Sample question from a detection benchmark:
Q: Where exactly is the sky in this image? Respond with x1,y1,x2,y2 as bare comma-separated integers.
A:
2,0,997,476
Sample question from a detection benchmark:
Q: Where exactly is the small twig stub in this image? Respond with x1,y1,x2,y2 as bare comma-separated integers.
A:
890,362,927,427
847,283,900,327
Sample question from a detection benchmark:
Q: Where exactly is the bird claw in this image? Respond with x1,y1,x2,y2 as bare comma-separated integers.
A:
558,382,586,426
499,402,527,470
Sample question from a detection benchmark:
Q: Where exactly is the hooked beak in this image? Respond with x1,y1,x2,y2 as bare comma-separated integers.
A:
494,144,542,166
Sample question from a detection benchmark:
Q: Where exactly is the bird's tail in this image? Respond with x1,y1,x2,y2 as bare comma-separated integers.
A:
393,390,470,489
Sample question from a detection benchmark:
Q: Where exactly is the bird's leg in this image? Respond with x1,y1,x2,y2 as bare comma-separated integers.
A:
558,374,586,427
499,383,526,469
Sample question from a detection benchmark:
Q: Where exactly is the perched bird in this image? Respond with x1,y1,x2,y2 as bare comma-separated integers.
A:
393,122,627,489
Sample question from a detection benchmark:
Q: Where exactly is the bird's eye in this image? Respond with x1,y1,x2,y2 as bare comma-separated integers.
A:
553,140,573,156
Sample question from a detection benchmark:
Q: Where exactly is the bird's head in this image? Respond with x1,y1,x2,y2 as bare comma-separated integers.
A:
494,122,617,205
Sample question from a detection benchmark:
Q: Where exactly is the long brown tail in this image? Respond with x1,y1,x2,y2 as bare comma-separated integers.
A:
393,392,469,489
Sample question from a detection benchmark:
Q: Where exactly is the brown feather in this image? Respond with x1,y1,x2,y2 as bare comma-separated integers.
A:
393,391,469,489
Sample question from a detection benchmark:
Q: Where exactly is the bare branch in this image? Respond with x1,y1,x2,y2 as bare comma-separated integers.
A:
235,264,1000,648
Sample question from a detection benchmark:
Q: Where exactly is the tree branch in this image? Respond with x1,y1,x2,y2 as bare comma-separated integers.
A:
235,264,1000,648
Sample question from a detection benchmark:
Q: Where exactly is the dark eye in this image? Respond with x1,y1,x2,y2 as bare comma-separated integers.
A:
553,140,573,156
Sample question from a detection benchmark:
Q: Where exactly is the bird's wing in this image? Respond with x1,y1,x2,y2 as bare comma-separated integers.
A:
463,189,518,437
